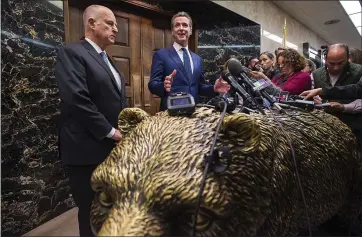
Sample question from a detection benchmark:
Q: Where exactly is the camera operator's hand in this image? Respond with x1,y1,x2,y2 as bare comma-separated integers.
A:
313,97,322,104
164,70,177,92
249,71,269,81
326,102,344,112
300,88,322,100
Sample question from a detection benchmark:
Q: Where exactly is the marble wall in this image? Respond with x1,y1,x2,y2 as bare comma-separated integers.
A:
190,1,260,103
213,1,329,54
197,23,260,83
1,0,74,236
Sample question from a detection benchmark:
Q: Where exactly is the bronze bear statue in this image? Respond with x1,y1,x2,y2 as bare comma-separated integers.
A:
90,106,361,236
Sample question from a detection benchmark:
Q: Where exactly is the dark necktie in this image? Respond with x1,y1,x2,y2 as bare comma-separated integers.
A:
181,47,193,81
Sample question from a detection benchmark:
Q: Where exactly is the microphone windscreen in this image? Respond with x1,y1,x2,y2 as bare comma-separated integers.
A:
226,58,243,76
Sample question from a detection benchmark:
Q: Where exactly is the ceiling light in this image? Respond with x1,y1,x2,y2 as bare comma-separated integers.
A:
339,0,362,35
339,1,361,15
349,12,362,27
324,19,341,25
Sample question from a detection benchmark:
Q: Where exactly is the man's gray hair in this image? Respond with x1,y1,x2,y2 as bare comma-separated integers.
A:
83,5,106,28
171,11,193,30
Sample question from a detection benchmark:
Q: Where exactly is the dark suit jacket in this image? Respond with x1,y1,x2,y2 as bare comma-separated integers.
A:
313,62,362,132
148,45,216,111
322,77,362,100
55,40,127,165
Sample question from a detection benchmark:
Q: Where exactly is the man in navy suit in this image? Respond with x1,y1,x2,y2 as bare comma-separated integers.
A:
55,5,127,236
149,12,230,111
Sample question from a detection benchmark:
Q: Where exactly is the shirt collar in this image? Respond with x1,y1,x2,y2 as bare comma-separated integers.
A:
173,42,188,52
85,37,105,54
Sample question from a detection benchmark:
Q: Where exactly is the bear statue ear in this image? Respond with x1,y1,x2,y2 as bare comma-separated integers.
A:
221,114,262,154
118,108,150,136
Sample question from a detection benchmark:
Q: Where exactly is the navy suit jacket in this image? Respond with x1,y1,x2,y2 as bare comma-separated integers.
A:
148,45,216,111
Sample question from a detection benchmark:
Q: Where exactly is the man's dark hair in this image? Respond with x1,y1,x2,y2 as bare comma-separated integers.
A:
171,11,193,30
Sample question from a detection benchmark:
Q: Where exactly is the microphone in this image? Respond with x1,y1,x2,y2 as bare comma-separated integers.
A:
221,70,265,114
221,71,253,105
227,58,284,112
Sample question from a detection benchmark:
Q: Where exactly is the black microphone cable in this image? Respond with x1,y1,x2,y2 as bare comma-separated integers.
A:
191,93,228,236
261,97,313,237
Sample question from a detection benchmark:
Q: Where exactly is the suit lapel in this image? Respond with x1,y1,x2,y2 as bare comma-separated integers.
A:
81,40,122,96
168,46,190,84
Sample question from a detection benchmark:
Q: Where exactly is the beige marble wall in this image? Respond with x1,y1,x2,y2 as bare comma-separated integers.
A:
213,1,329,54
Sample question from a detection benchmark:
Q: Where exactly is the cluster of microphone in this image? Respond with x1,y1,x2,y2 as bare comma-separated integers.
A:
220,58,283,113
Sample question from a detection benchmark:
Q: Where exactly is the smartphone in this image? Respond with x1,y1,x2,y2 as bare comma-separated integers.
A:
241,66,253,74
253,79,270,91
278,91,289,102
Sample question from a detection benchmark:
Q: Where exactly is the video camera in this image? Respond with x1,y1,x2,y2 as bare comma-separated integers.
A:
167,92,196,116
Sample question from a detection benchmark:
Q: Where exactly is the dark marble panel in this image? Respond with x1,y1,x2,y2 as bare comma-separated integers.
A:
1,0,74,236
198,24,260,83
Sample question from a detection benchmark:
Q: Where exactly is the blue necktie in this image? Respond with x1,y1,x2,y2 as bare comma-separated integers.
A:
181,48,193,81
100,52,110,67
100,52,122,90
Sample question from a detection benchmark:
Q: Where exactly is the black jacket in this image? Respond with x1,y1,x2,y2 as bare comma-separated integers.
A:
322,77,362,100
55,40,127,165
312,62,362,132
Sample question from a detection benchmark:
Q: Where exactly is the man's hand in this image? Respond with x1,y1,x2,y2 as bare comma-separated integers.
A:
111,129,123,141
164,70,177,92
326,102,345,112
249,71,269,81
214,76,231,93
300,88,322,100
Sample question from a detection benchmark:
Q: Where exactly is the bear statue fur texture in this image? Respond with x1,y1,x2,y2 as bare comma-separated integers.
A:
90,107,361,236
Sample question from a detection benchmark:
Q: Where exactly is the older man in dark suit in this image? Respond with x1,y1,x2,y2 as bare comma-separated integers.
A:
55,5,127,236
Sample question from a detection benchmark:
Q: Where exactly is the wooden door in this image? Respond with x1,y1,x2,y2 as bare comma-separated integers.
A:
66,3,173,115
141,18,173,114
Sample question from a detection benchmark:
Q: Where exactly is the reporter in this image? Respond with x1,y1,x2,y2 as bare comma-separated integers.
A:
300,77,362,100
250,49,311,95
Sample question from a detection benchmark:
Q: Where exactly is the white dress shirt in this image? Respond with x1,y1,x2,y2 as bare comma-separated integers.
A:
173,42,194,73
85,37,121,138
329,74,340,87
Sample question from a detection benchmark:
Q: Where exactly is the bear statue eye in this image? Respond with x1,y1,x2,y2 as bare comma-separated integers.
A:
182,209,213,232
97,191,113,208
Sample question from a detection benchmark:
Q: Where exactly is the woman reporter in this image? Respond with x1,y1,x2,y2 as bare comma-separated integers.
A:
259,51,280,79
251,48,311,95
